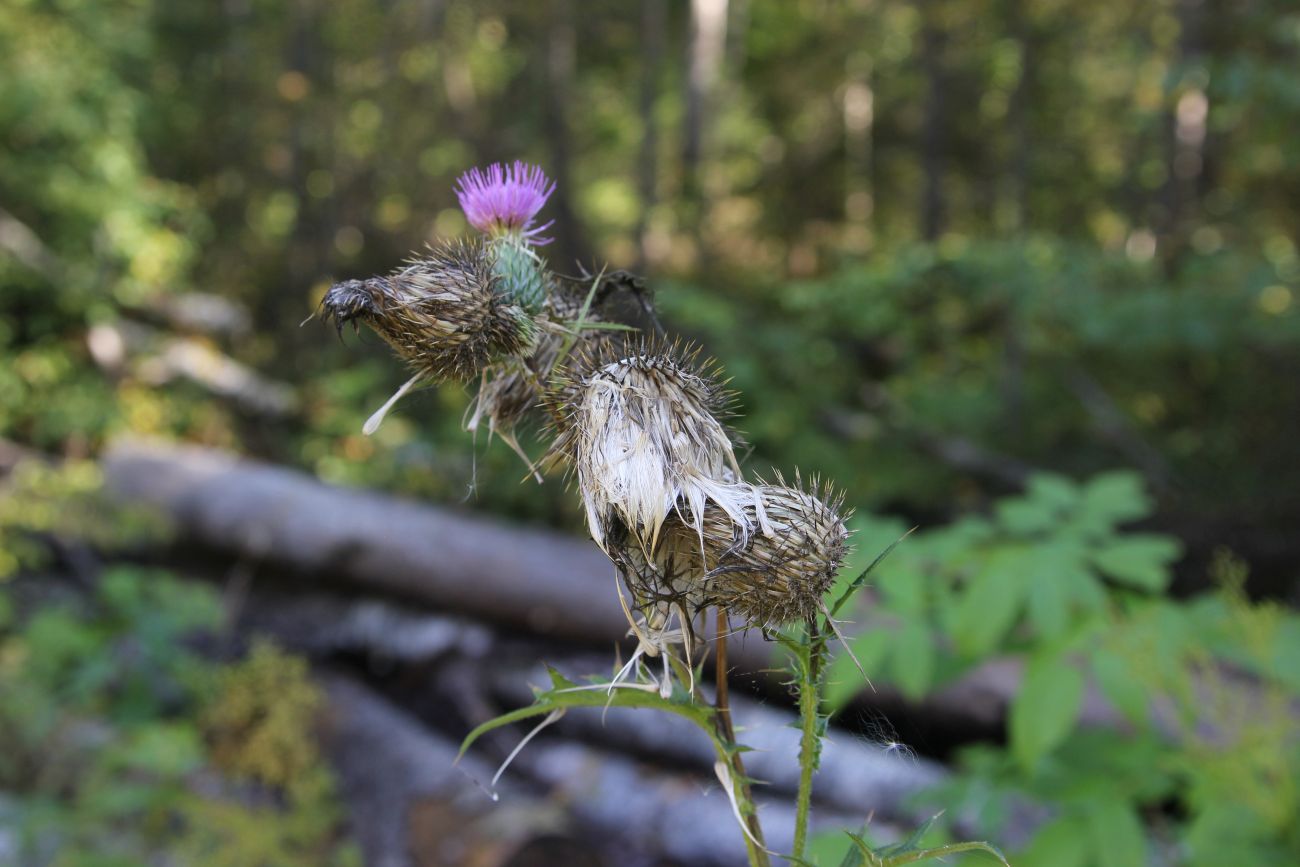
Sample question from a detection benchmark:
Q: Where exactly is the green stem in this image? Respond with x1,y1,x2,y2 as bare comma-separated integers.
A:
792,617,824,861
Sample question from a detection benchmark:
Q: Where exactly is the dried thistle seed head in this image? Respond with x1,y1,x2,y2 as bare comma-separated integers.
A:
467,361,542,439
606,518,707,612
465,284,623,444
544,338,752,552
320,240,535,383
679,479,851,627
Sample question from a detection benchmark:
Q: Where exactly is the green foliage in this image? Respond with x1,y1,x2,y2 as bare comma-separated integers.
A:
0,458,168,579
0,0,204,449
665,241,1300,551
806,814,1009,867
827,474,1300,866
0,567,358,865
825,470,1180,705
202,640,333,792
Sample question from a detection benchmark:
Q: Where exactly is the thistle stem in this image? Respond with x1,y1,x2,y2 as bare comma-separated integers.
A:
716,608,735,740
714,609,770,867
792,617,824,860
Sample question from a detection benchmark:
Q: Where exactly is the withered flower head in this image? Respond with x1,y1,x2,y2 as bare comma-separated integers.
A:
320,239,535,384
545,338,756,553
606,515,705,611
466,283,617,439
663,478,851,627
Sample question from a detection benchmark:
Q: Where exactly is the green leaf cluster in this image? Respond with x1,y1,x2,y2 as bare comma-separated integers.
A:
824,475,1300,866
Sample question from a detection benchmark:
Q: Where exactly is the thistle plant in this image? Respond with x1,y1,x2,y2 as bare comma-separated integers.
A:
320,162,1008,867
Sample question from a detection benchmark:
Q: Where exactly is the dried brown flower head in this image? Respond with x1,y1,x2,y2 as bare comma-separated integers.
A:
701,480,850,626
466,282,618,443
620,478,850,627
544,338,758,553
320,240,535,384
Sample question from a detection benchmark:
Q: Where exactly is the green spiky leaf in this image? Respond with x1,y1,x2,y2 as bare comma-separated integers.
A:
828,529,914,619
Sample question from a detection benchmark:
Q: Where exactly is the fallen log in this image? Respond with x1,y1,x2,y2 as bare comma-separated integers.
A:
103,439,623,644
235,588,986,835
99,440,1111,738
321,671,877,867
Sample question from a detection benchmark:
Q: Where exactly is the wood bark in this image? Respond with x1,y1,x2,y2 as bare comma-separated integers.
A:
101,440,1222,742
103,440,624,645
634,0,665,271
321,671,875,867
235,588,967,830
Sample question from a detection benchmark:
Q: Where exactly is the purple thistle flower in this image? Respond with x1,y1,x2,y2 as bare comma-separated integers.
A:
454,161,556,244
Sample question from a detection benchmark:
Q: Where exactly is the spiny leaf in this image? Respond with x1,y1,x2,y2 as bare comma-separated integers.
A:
458,703,559,761
875,813,942,857
460,666,720,762
884,841,1011,866
828,529,915,619
844,832,884,867
569,320,638,331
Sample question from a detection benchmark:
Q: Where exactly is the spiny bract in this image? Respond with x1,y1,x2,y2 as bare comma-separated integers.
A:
466,282,615,444
622,476,851,627
320,239,535,384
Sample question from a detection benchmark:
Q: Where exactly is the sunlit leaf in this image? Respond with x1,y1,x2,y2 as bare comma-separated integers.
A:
951,547,1032,656
829,529,914,619
1091,649,1149,727
1078,471,1151,529
823,629,891,711
1014,816,1089,867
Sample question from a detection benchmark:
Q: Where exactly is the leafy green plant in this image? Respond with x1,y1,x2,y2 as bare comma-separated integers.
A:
0,568,360,866
0,462,359,867
825,472,1300,866
663,241,1300,592
0,458,167,579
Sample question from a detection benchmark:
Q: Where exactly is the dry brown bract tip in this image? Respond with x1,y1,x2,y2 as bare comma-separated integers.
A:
465,282,618,446
320,239,535,384
661,477,851,627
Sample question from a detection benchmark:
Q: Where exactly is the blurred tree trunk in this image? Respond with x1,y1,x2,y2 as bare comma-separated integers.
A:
1158,0,1208,269
919,0,947,241
682,0,729,203
635,0,665,271
1005,0,1034,233
544,0,587,271
843,47,874,250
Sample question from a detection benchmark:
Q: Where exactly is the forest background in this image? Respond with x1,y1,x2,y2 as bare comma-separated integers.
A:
2,1,1298,865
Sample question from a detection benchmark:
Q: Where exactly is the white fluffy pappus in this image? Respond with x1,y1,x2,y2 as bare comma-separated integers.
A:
547,341,770,555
